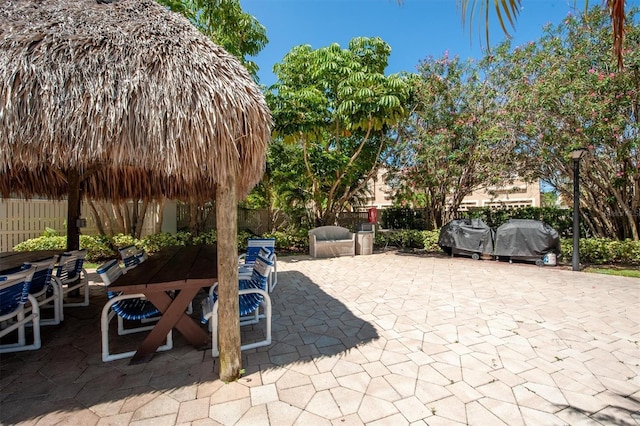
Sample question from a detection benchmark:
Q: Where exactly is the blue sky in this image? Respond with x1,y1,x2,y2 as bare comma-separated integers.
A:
240,0,639,86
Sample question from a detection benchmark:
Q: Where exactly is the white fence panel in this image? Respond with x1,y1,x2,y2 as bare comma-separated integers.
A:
1,198,159,252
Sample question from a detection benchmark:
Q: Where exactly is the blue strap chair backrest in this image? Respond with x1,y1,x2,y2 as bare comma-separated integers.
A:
118,245,147,269
56,250,87,283
239,254,274,316
244,238,275,265
23,257,56,297
96,260,161,321
0,269,35,316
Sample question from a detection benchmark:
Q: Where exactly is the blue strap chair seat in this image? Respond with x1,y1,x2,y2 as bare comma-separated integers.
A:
97,259,172,362
202,252,274,357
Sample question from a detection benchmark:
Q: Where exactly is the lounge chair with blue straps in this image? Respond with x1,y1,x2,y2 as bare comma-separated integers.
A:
55,250,90,308
202,252,274,357
118,245,148,270
23,256,63,325
238,237,278,293
97,259,172,362
0,268,41,353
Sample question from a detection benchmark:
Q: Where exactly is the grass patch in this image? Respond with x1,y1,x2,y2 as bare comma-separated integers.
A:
585,267,640,278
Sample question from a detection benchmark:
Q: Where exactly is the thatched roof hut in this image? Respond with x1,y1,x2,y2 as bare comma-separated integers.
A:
0,0,271,202
0,0,272,380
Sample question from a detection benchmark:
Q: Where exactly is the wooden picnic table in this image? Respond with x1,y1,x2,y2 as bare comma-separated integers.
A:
108,245,216,363
0,250,63,275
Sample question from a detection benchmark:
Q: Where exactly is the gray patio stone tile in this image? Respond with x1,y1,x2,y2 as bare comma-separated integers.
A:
330,386,364,416
561,388,609,413
119,388,162,413
311,371,340,391
430,361,462,383
519,406,564,425
465,400,507,425
336,371,371,393
293,409,333,425
362,360,390,378
365,376,403,402
250,383,279,406
278,383,316,409
394,395,432,422
265,400,303,425
417,364,453,386
478,397,525,425
129,413,178,426
554,407,603,426
331,359,365,377
209,397,251,425
357,395,399,423
330,413,365,425
475,380,517,404
196,378,225,398
209,381,250,404
131,394,180,421
522,381,569,406
236,404,270,426
176,398,211,423
96,412,134,425
446,381,483,403
305,389,343,419
429,395,467,423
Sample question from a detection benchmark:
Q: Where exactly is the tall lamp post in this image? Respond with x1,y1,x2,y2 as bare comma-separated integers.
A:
570,148,588,271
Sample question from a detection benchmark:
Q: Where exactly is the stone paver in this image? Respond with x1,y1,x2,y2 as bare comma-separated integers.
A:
1,252,638,425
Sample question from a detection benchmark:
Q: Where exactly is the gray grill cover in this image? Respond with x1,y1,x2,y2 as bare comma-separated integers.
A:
438,219,494,255
494,219,560,258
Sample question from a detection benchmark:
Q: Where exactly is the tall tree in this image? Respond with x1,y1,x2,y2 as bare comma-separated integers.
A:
459,0,627,69
267,37,412,226
158,0,267,78
487,5,639,239
389,53,514,229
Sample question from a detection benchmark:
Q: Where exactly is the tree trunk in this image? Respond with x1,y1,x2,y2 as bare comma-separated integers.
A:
134,200,149,239
66,170,81,251
155,199,165,234
216,177,241,381
88,200,107,236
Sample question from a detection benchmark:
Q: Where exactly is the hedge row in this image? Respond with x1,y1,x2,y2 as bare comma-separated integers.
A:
13,228,639,266
374,229,639,266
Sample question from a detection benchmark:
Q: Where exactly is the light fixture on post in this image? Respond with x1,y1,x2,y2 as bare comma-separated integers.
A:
570,148,588,271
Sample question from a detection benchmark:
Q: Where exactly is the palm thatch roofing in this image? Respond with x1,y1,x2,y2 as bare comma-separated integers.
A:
0,0,271,202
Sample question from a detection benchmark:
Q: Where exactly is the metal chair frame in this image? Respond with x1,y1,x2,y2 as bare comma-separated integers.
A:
0,270,41,353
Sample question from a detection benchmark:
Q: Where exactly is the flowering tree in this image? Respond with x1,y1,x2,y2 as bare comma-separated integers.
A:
389,53,514,228
487,6,639,239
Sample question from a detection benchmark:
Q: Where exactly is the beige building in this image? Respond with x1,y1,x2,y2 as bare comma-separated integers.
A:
456,179,541,211
363,168,540,211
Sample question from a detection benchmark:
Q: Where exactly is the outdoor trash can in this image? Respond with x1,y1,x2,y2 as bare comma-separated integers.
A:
356,223,374,255
493,219,561,266
438,218,494,260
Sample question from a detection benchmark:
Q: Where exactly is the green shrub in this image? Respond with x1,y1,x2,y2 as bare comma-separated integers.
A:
193,229,218,246
13,235,66,252
264,230,308,252
561,237,640,265
112,233,139,249
140,232,189,252
80,235,117,261
422,230,441,252
13,233,116,262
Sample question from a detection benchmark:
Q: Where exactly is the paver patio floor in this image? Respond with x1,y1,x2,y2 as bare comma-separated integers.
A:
1,250,638,425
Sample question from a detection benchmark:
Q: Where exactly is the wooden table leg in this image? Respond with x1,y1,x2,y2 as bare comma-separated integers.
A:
130,288,210,364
